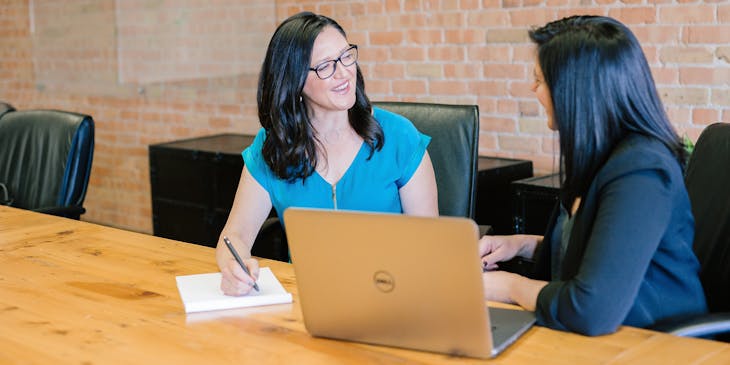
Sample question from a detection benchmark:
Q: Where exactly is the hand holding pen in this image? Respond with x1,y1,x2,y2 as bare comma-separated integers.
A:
223,236,260,293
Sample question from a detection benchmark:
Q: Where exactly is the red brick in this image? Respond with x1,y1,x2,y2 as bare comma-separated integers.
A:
509,8,557,27
652,67,679,85
1,0,726,236
680,67,730,86
444,63,482,78
608,7,656,24
428,46,466,62
659,4,715,24
373,63,406,79
484,64,527,80
406,29,443,44
498,135,541,153
391,46,427,61
467,9,510,27
445,29,485,44
429,80,469,95
392,80,427,95
632,25,681,43
481,117,517,133
685,26,730,44
471,80,508,97
692,109,720,125
395,14,428,28
478,132,498,151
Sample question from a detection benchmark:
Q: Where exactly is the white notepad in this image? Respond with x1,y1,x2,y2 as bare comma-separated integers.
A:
176,267,292,313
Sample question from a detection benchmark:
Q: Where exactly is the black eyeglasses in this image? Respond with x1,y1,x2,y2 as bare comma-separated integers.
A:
309,45,358,80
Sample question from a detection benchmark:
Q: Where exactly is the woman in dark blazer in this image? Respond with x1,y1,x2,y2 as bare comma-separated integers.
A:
479,15,707,336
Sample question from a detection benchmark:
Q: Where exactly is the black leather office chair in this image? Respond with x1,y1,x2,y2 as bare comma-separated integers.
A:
0,109,95,220
653,123,730,340
373,101,480,219
0,101,15,117
253,102,481,261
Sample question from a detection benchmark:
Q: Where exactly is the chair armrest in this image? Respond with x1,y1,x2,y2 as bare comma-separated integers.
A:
478,224,493,236
32,205,86,220
259,217,282,234
652,312,730,338
252,217,289,262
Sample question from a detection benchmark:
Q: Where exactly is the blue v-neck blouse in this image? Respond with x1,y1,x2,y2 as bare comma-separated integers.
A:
242,107,431,224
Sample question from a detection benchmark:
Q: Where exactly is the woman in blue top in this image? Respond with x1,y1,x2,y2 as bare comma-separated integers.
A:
216,12,438,296
479,16,707,335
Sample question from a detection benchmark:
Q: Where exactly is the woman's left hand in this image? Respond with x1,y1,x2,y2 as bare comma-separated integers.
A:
482,270,547,311
482,270,519,304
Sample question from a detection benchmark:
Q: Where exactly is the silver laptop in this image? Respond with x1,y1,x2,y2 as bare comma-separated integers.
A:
283,208,535,359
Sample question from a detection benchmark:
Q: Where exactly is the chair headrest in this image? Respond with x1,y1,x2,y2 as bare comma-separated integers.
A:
0,109,95,210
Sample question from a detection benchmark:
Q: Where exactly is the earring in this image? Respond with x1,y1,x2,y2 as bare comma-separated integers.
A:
299,96,303,103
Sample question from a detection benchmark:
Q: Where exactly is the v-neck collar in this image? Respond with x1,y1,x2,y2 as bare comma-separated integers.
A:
313,141,367,187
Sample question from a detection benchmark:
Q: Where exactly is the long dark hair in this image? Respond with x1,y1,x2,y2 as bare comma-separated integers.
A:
529,15,687,207
257,12,383,182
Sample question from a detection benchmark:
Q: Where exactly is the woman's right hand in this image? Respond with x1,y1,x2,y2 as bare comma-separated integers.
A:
220,256,260,296
479,234,539,271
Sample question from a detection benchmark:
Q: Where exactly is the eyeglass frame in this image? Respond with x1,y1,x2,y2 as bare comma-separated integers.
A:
308,45,359,80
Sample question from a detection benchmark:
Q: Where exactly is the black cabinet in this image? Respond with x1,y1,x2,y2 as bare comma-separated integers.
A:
149,135,552,260
511,173,560,235
149,134,254,248
475,157,533,234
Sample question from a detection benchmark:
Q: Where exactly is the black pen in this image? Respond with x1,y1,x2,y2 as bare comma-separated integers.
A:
223,236,259,292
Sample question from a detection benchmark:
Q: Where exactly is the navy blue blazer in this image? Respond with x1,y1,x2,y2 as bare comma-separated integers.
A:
534,134,707,336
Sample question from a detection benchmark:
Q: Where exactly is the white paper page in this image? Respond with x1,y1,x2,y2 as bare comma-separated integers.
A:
176,267,292,313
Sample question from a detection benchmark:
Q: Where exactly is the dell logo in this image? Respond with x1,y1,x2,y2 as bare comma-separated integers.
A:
373,270,395,293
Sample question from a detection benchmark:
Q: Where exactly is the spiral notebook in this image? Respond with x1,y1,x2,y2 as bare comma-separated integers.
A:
176,267,292,313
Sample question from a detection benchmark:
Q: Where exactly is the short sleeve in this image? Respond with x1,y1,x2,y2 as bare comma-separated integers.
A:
373,107,431,188
242,128,272,192
396,131,430,187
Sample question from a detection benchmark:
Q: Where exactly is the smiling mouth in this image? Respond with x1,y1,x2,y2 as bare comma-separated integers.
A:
332,80,349,93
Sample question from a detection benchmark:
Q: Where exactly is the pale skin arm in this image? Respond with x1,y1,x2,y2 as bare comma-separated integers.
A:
479,234,548,311
398,151,439,217
215,165,273,296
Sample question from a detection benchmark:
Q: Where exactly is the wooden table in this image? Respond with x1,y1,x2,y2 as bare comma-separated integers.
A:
2,206,729,364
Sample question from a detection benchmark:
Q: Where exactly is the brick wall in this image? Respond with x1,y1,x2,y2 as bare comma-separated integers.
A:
1,0,728,234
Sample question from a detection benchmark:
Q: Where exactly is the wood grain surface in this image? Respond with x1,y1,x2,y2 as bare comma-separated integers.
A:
1,206,728,364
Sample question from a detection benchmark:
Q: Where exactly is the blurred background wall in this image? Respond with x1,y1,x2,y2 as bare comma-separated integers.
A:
1,0,728,233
